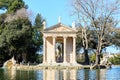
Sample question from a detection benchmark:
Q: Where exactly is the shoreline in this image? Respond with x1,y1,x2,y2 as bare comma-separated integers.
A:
2,62,111,70
16,63,84,70
112,65,120,66
9,64,108,70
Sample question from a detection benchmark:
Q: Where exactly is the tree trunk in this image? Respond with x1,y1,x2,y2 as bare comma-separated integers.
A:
96,36,102,65
96,51,100,65
96,44,102,65
84,49,90,65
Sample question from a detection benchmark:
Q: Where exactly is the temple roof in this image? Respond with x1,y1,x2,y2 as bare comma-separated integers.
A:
43,23,77,33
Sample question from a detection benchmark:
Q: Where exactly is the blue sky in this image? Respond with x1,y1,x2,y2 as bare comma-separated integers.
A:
23,0,75,27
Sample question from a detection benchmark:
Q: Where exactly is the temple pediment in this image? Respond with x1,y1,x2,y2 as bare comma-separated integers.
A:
44,23,76,32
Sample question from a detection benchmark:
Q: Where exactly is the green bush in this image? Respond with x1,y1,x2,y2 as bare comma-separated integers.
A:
109,55,120,65
90,53,96,62
89,53,103,64
77,58,84,64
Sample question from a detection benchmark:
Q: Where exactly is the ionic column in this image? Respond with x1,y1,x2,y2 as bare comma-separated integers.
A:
73,37,76,63
63,70,67,80
43,36,46,63
63,36,67,63
53,36,56,63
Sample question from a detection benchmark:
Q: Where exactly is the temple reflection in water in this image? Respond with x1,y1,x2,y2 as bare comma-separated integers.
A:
43,69,77,80
1,67,120,80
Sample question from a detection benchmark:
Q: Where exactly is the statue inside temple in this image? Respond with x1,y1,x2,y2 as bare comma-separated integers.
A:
56,45,63,62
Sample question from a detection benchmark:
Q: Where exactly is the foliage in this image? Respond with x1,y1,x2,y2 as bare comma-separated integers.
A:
77,58,84,64
90,54,96,62
76,54,85,64
90,53,103,63
0,0,44,64
112,32,120,48
0,0,27,13
32,13,44,52
0,15,32,61
76,27,82,53
109,55,120,65
0,13,44,63
36,54,43,63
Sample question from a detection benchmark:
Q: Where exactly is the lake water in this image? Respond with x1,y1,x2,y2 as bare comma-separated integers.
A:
0,65,120,80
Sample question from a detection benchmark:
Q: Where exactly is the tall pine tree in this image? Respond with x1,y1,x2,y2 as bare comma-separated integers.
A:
33,13,44,51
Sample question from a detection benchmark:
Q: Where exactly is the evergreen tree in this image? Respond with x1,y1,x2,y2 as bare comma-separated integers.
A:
33,13,44,51
0,0,27,13
25,13,44,63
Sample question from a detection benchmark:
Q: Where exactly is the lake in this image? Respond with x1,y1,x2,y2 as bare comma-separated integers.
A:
0,65,120,80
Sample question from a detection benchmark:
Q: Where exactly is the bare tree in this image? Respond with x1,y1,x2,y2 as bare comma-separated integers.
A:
71,0,120,65
5,8,31,22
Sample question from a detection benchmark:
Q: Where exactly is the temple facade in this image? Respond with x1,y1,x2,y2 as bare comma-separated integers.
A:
42,21,77,65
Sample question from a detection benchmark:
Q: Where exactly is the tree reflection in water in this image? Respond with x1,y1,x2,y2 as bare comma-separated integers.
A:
2,68,16,80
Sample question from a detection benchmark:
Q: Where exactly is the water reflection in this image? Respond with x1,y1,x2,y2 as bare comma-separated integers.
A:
0,68,14,80
43,69,77,80
3,68,16,80
9,69,16,80
77,67,120,80
1,66,120,80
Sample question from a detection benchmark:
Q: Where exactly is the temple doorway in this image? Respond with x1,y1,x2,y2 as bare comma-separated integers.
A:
56,42,63,63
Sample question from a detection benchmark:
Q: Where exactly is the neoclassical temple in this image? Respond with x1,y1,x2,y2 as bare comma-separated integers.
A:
42,21,77,65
